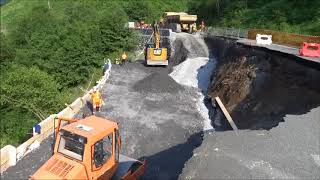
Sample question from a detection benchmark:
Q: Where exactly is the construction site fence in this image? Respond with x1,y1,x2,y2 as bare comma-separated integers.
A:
0,60,112,174
203,27,248,39
203,27,320,47
248,29,320,47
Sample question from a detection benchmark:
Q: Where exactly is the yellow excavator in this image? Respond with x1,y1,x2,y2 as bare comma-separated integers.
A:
145,22,168,66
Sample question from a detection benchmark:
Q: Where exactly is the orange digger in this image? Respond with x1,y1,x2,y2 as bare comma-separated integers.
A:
30,116,146,180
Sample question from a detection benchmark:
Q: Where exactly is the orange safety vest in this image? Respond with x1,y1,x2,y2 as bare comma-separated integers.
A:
121,53,127,60
91,91,102,105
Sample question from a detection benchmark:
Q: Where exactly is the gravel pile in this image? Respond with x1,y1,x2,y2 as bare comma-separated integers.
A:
132,71,184,93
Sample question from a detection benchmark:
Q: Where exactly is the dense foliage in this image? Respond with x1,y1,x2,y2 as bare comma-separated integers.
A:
188,0,320,35
0,0,187,147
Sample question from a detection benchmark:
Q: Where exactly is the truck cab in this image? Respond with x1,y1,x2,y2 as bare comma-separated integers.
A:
30,116,145,180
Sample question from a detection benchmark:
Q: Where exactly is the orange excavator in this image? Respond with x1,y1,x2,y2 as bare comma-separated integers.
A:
30,116,146,180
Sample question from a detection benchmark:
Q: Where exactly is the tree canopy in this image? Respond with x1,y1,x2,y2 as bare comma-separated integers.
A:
0,0,187,147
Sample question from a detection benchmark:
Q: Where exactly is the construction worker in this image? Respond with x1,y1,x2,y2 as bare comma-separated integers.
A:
91,88,103,114
115,58,121,65
121,52,128,65
199,20,205,31
159,17,164,28
140,20,144,29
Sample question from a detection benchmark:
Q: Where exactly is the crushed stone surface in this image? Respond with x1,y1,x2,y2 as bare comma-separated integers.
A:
132,71,184,94
180,107,320,179
2,32,214,180
169,33,217,131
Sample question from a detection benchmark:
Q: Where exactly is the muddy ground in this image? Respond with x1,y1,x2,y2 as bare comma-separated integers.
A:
206,37,320,130
180,37,320,179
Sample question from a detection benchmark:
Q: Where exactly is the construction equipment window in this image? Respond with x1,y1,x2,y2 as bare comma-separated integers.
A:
115,130,120,162
58,135,84,161
93,133,113,168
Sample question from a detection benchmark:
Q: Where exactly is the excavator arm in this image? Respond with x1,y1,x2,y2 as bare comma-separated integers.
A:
145,21,168,66
154,23,160,49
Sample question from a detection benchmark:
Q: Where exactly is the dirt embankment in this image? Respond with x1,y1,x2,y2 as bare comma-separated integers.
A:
206,37,320,130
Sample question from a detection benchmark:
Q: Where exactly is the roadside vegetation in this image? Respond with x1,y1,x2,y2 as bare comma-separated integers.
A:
0,0,187,148
189,0,320,35
0,0,318,147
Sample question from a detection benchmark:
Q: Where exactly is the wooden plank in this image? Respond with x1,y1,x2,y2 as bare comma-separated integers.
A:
215,97,238,130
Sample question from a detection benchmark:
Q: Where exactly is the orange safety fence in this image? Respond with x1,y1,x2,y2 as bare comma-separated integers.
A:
248,29,320,47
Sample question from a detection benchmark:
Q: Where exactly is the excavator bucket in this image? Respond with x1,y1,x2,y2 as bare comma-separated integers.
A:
113,155,146,180
146,47,168,66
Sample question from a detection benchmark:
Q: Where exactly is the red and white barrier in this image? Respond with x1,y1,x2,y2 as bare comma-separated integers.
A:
256,34,272,45
299,42,320,58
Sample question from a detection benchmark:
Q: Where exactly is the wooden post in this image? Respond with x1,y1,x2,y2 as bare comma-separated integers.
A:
215,97,238,130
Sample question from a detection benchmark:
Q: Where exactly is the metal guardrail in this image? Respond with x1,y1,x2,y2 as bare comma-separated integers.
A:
133,28,171,54
203,27,248,39
203,27,320,48
135,28,170,37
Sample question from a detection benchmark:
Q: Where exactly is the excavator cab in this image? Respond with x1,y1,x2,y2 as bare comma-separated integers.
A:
30,116,146,180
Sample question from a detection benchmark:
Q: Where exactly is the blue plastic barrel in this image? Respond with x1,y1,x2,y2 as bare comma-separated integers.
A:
34,124,41,134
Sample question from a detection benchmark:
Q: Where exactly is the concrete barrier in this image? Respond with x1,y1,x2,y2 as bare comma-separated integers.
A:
256,34,272,45
0,60,112,173
0,145,16,173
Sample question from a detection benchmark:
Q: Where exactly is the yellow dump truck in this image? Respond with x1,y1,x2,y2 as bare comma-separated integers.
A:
162,12,197,33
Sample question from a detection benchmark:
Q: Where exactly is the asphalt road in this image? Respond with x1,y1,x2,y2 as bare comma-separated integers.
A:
1,137,54,179
236,39,320,63
2,32,212,180
3,33,319,180
1,63,206,180
180,107,320,179
78,62,207,179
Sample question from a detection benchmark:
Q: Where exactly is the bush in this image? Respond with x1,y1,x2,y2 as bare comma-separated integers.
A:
188,0,320,35
0,65,62,117
0,65,62,147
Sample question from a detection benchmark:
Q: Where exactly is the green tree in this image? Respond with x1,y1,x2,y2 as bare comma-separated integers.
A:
0,108,37,147
0,33,13,67
0,65,62,120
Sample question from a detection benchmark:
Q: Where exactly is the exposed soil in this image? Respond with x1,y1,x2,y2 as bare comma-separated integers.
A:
180,36,320,180
206,37,320,130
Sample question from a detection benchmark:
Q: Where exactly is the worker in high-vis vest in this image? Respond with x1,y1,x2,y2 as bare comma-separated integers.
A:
91,88,103,114
121,52,128,65
199,20,205,31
